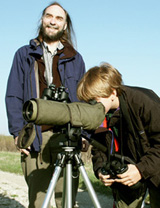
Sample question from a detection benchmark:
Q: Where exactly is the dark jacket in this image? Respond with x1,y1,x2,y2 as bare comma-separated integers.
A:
5,39,85,151
92,86,160,188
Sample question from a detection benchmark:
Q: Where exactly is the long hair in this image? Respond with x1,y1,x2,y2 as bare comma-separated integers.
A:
77,62,123,102
37,2,76,47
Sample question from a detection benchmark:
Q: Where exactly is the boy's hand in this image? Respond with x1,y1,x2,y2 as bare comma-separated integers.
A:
98,171,115,186
115,164,142,186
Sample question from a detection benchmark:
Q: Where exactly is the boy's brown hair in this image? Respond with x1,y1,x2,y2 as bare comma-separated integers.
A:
77,62,123,102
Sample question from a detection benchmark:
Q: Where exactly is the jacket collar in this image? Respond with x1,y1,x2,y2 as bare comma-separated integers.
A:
28,39,43,58
59,41,77,59
28,38,77,60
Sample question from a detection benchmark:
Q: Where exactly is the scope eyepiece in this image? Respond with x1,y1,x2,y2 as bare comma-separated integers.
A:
23,100,37,122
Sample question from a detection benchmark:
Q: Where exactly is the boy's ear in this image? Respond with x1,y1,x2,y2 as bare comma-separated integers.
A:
112,89,117,96
111,89,117,101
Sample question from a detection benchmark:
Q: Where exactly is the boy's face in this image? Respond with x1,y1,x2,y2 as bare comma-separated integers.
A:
96,97,113,114
96,90,119,114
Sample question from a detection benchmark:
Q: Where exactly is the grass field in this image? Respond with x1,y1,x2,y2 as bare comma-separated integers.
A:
0,151,23,175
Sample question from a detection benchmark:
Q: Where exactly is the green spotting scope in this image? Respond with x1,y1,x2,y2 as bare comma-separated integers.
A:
23,99,105,130
18,99,105,149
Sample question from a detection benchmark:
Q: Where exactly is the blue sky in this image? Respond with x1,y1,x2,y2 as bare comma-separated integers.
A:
0,0,160,135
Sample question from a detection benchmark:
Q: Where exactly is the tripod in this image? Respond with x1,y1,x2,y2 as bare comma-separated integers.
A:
42,145,102,208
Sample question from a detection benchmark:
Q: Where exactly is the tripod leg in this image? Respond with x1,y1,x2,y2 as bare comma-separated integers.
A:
66,162,72,208
42,166,62,208
62,162,73,208
42,153,67,208
62,168,66,208
74,154,102,208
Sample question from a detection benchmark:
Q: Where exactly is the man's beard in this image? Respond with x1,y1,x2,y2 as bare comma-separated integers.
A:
41,25,64,42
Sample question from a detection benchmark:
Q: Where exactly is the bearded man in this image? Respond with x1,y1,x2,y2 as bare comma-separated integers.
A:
5,2,86,208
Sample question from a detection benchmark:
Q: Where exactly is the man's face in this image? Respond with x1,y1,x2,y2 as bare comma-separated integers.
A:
41,5,67,42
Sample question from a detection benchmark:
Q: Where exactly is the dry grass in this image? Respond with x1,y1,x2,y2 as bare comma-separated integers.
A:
0,134,92,160
0,135,17,152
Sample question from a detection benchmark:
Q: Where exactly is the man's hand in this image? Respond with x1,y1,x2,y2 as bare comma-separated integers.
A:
98,171,115,186
14,136,30,155
81,138,90,152
115,164,142,187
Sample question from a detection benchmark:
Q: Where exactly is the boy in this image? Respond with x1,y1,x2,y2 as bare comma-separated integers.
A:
77,62,160,208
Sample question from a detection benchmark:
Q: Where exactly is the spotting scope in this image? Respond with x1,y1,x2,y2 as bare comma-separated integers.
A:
23,98,105,130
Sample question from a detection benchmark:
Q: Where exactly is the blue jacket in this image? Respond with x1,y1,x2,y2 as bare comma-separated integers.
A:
5,39,86,151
